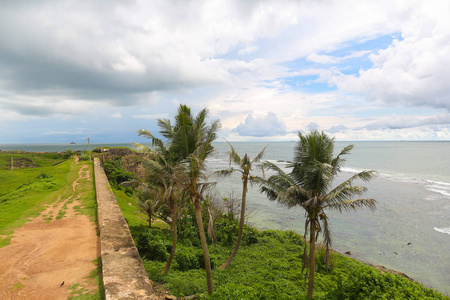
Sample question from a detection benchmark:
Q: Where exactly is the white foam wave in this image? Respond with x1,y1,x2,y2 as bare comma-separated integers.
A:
434,227,450,235
426,180,450,187
427,188,450,197
425,181,450,197
341,167,363,174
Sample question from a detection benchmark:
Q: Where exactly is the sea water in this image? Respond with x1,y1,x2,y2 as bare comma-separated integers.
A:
2,141,449,294
207,141,450,295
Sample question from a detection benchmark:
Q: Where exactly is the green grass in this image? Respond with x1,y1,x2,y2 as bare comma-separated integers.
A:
0,157,71,239
112,188,449,300
10,282,25,291
0,152,67,170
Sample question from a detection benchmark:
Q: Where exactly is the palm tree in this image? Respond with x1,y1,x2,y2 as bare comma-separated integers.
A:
137,104,220,295
259,131,376,299
134,137,187,274
215,142,268,269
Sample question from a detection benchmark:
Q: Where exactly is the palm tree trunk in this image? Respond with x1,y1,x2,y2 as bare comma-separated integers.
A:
162,208,178,274
147,206,152,228
307,217,316,299
219,176,248,269
193,196,213,295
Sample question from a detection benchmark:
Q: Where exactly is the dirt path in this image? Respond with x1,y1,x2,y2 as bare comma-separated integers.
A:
0,163,99,300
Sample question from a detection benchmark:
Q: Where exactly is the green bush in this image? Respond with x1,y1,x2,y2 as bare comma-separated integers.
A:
214,215,259,246
315,243,336,272
135,229,169,262
174,247,201,271
214,217,238,246
124,187,134,197
327,268,448,300
174,246,216,271
103,160,135,186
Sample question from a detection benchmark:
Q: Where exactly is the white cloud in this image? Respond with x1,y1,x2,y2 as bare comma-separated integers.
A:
307,54,340,64
363,114,450,130
235,112,287,137
238,46,258,55
0,0,449,142
306,122,320,131
335,1,450,110
132,113,169,119
306,51,372,65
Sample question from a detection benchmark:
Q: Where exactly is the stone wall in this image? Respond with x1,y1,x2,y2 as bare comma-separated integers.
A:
94,157,159,300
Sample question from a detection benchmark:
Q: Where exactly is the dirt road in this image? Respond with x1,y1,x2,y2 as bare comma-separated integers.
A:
0,162,99,300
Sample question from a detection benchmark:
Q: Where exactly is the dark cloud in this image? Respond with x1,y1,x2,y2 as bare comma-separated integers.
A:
235,112,287,137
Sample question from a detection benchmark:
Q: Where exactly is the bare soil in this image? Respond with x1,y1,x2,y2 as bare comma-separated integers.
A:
0,163,99,300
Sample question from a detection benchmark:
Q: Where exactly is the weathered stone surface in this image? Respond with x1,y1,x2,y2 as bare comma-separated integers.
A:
94,157,160,300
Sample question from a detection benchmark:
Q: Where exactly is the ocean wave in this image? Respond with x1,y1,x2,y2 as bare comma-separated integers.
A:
425,181,450,197
426,180,450,187
426,188,450,197
434,227,450,235
341,167,364,174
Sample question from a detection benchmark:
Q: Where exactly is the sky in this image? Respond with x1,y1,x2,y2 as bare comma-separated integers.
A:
0,0,449,144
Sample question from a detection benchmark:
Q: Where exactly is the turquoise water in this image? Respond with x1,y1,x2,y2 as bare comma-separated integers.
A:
2,141,449,294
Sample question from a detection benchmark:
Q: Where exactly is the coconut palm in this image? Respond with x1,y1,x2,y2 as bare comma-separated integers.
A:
215,142,268,269
259,131,376,299
137,104,219,295
134,137,187,274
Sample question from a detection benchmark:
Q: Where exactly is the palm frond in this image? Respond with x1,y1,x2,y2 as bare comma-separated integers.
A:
209,168,240,179
326,170,377,202
157,118,174,139
251,144,269,164
225,140,241,165
324,185,369,206
331,144,353,173
325,198,376,212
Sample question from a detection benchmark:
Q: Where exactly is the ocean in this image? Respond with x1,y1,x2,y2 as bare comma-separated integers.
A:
1,141,449,294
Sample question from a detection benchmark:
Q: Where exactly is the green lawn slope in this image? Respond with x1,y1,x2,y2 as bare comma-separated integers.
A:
112,188,449,300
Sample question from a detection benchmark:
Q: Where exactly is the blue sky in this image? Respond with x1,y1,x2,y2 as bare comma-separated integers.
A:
0,0,449,143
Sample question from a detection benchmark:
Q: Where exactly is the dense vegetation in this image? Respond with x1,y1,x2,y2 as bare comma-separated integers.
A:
104,104,448,299
112,187,448,299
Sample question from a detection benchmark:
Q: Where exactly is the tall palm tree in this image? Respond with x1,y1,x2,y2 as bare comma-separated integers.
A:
215,142,268,269
259,131,376,299
135,135,187,274
137,104,220,295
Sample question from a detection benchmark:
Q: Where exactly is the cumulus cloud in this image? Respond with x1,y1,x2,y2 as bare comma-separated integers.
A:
235,112,287,137
1,0,449,142
327,124,348,133
306,122,320,131
0,0,302,111
336,1,450,110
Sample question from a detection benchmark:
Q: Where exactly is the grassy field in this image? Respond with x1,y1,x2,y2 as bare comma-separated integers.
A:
0,152,71,242
0,152,103,299
113,187,449,300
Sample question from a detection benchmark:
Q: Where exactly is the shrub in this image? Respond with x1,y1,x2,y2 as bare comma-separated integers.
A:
315,243,336,272
214,217,238,246
174,246,216,271
135,229,169,262
326,268,449,300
